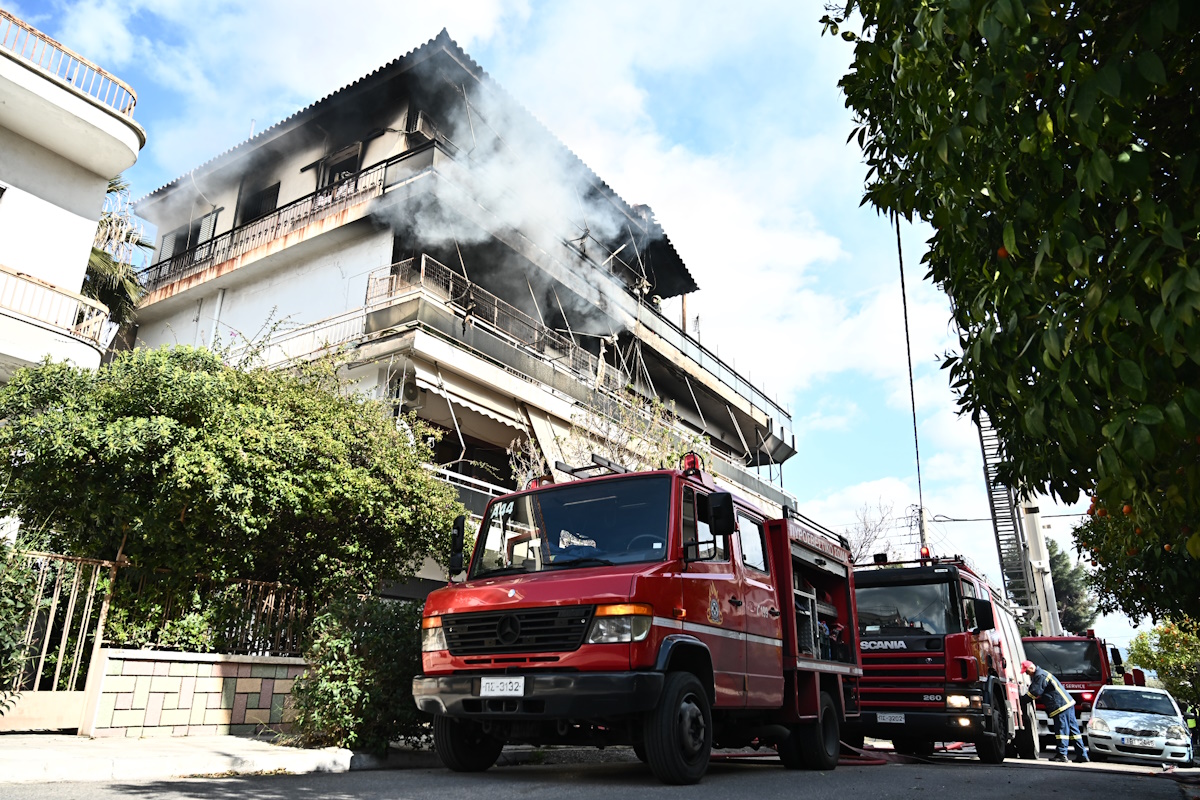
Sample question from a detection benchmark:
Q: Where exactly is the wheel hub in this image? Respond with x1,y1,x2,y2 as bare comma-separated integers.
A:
677,693,706,756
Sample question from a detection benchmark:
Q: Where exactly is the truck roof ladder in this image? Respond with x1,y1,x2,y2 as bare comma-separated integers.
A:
976,413,1036,622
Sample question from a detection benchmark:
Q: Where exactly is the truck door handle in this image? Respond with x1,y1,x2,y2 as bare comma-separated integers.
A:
768,607,780,618
729,597,744,607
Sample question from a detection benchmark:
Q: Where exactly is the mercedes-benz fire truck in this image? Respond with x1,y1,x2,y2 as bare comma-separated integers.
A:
412,454,862,784
848,555,1038,762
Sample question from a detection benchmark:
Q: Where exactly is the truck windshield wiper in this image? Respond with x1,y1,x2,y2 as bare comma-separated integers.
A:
473,565,531,578
549,556,614,570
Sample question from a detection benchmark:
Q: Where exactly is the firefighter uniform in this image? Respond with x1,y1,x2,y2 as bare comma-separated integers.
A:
1025,665,1088,761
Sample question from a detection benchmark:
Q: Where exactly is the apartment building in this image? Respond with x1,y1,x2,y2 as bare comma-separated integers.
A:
130,31,796,593
0,9,144,380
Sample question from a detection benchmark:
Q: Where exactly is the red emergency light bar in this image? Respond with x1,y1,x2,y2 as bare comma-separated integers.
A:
680,452,704,477
525,474,554,490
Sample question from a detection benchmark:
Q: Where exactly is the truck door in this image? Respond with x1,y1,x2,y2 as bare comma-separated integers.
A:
680,486,747,708
736,511,784,707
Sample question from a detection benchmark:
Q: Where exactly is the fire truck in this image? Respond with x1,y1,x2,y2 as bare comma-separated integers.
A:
848,555,1038,762
1022,630,1125,748
412,454,862,785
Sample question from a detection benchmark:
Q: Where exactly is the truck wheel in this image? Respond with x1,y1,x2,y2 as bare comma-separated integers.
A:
643,671,712,785
795,691,840,770
1015,700,1038,760
632,742,648,763
975,694,1007,764
433,715,505,772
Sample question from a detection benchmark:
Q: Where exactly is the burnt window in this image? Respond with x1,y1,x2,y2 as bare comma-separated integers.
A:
159,208,219,260
323,146,361,188
240,183,279,224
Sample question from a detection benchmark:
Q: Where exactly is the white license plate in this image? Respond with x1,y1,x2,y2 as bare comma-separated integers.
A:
480,676,525,697
1125,736,1154,748
877,713,905,724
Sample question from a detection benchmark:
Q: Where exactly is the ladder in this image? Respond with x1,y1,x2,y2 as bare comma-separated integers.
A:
977,413,1035,615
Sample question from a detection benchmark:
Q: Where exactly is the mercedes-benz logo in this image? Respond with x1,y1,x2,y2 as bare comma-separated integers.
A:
496,615,521,646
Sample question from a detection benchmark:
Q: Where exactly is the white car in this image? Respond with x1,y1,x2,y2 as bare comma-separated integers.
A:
1085,685,1193,764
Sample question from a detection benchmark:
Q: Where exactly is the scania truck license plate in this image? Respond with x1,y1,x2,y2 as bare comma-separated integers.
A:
877,713,905,724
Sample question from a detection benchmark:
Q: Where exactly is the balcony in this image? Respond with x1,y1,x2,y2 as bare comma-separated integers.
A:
0,263,109,379
0,9,136,117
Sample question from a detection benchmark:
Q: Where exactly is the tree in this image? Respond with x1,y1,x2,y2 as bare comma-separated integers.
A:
84,176,151,328
1127,618,1200,710
846,500,900,564
1046,538,1097,633
0,346,464,598
824,1,1200,619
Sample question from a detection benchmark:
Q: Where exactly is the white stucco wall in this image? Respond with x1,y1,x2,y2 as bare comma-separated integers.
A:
0,125,106,291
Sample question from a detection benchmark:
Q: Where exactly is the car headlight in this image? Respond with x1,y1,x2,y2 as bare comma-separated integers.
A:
587,603,653,644
946,694,981,709
421,616,448,652
1087,716,1110,733
1166,725,1189,742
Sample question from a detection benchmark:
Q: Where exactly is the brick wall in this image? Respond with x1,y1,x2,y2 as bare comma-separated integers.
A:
80,649,307,738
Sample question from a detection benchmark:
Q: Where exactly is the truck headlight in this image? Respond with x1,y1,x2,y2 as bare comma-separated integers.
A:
1087,716,1110,733
421,616,448,652
946,694,982,709
587,604,653,644
1166,725,1188,742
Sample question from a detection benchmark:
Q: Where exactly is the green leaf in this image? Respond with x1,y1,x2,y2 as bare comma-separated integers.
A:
1096,63,1121,98
1093,149,1113,184
1130,423,1155,461
1118,360,1144,390
1164,400,1185,432
1135,405,1163,425
1163,226,1184,250
1003,221,1017,257
937,135,949,164
1136,51,1166,85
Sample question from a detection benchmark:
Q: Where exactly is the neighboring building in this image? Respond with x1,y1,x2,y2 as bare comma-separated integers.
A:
130,31,796,594
0,9,145,380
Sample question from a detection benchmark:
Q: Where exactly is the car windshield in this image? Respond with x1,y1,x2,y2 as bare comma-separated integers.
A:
1095,690,1178,716
855,582,958,636
1023,640,1103,681
469,475,672,579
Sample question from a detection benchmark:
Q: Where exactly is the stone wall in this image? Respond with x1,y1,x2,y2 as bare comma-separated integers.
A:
80,649,307,738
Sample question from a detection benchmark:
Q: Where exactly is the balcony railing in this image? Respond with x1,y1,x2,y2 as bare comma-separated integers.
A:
138,161,390,292
0,264,109,346
0,9,137,117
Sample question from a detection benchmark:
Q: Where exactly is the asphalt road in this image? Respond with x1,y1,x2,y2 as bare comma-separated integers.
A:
2,750,1194,800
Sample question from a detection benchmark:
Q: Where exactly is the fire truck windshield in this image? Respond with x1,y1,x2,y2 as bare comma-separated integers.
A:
856,582,958,636
1023,639,1103,681
469,475,672,579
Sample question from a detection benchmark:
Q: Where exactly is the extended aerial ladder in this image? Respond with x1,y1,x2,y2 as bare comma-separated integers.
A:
977,412,1063,635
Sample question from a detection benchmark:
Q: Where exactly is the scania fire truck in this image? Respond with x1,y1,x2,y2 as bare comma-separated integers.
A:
1022,630,1125,748
848,555,1038,762
412,454,862,784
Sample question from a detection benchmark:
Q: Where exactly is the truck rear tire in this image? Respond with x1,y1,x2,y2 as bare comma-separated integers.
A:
643,671,712,785
433,715,505,772
975,693,1007,764
792,691,840,770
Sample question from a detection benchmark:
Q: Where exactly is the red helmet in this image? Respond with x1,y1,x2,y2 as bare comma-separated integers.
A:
1020,660,1036,673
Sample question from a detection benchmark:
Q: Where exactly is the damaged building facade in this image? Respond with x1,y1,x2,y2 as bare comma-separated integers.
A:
130,32,796,594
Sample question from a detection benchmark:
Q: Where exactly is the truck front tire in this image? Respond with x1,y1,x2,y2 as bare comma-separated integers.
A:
433,715,505,772
975,692,1007,764
643,671,712,785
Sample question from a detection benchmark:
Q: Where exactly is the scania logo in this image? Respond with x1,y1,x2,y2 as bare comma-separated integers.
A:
861,640,908,650
496,615,521,646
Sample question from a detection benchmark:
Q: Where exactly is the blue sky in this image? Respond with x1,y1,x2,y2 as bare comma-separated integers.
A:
13,0,1141,649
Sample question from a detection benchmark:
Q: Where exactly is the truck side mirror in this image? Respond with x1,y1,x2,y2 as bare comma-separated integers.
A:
709,492,735,538
448,515,466,576
972,598,996,632
1110,646,1123,667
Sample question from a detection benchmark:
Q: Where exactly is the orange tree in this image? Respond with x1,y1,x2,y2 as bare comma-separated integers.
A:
824,1,1200,619
1127,618,1200,709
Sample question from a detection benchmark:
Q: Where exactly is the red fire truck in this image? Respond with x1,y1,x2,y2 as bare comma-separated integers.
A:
1022,631,1125,748
412,454,862,784
849,555,1038,762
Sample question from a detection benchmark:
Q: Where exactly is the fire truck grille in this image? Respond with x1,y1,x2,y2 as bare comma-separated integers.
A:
860,651,946,709
443,606,594,655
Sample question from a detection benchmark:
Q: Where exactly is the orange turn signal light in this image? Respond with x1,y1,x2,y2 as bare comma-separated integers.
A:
595,603,653,617
421,616,442,629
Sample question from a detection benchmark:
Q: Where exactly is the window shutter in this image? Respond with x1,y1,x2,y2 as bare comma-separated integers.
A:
160,230,178,260
198,209,218,243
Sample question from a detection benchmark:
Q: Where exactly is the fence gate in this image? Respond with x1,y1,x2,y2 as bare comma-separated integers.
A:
1,553,117,731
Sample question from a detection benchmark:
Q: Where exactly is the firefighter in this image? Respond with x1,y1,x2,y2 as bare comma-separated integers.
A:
1022,660,1088,763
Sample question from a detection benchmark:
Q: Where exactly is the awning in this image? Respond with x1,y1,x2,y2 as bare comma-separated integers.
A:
410,363,527,432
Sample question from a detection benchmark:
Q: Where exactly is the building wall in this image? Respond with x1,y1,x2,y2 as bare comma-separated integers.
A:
0,124,107,291
82,649,306,738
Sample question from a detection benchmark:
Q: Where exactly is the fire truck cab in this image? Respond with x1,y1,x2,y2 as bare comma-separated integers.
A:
849,555,1037,762
1022,631,1124,749
412,455,861,784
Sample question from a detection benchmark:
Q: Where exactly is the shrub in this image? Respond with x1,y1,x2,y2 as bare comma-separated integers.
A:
0,544,42,713
292,595,428,753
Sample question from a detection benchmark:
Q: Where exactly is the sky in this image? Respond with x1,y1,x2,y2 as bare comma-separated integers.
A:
10,0,1144,650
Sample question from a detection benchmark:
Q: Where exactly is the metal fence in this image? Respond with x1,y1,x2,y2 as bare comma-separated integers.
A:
0,9,137,117
138,162,388,291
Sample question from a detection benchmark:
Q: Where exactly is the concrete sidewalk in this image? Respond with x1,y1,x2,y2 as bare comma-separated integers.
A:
0,733,440,783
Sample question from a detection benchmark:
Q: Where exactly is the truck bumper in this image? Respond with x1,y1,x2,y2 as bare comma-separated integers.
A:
412,671,666,720
852,710,988,739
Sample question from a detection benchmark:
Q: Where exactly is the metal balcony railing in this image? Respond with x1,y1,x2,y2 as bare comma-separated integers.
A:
0,9,137,117
0,264,109,346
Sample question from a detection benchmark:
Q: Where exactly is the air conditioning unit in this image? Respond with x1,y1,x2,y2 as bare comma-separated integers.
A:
394,377,422,410
407,110,438,145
